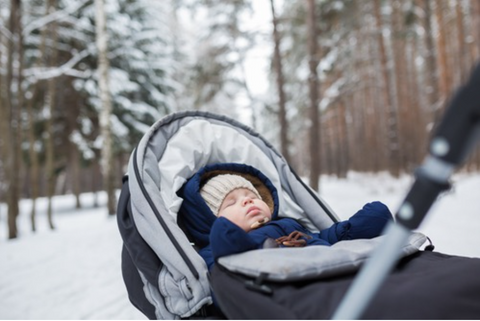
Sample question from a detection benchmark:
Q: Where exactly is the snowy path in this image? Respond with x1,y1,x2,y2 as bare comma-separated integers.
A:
0,195,145,319
0,172,479,319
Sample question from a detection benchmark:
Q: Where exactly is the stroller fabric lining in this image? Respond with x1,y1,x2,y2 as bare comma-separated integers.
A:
157,119,316,231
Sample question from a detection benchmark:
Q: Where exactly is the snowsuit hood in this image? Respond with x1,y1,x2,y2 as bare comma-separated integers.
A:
179,163,280,248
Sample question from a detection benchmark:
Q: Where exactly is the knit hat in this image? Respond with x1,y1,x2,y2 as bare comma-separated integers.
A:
200,174,262,216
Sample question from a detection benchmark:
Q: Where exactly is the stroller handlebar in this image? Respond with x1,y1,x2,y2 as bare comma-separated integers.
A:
332,61,480,320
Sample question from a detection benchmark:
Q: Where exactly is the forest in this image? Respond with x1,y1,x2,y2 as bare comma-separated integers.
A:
0,0,479,240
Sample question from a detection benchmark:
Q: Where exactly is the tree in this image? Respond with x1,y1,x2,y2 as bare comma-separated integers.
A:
0,2,7,233
306,0,320,191
24,0,51,231
434,0,451,117
173,0,255,124
95,0,115,215
45,0,58,229
374,0,401,176
4,0,23,239
419,0,440,123
270,0,291,164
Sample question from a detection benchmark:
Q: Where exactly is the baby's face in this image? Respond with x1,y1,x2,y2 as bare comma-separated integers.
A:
218,188,272,232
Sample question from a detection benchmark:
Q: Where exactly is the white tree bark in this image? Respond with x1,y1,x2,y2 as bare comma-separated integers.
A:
95,0,116,215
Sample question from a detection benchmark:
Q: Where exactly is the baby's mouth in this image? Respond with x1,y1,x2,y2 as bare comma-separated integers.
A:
246,206,261,216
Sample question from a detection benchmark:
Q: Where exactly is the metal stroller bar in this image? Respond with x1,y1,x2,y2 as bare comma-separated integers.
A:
332,62,480,320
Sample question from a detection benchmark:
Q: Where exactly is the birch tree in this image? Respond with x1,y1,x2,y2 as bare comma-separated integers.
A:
45,0,58,229
95,0,115,215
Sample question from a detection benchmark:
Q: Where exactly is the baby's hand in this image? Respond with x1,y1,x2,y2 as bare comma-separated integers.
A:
275,231,312,247
347,201,393,239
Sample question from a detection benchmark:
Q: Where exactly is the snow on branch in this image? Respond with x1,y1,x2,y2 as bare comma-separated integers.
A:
23,43,95,83
23,0,93,37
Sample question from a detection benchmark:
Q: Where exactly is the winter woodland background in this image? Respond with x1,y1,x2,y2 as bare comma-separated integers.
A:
1,0,480,240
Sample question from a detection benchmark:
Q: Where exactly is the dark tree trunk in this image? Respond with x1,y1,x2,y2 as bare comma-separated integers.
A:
374,0,401,176
6,0,23,239
306,0,321,191
270,0,291,164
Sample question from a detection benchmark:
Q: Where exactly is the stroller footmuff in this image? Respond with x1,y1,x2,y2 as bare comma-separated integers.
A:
117,111,480,319
211,250,480,319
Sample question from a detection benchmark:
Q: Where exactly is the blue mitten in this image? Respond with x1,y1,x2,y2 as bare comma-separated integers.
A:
210,217,258,261
345,201,393,240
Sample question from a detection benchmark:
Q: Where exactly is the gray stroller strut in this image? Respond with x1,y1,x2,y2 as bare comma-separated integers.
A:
332,62,480,320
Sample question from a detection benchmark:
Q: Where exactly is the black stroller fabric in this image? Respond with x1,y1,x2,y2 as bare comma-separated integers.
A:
211,251,480,319
117,111,480,319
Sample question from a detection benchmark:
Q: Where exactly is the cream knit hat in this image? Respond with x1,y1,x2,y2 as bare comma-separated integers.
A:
200,174,262,216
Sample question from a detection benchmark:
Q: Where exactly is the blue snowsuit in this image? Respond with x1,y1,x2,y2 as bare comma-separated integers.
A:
179,163,393,270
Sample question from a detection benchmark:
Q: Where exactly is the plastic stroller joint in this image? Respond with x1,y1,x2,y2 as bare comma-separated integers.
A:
396,167,450,230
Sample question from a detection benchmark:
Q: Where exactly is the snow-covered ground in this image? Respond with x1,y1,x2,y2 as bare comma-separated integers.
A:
1,172,479,319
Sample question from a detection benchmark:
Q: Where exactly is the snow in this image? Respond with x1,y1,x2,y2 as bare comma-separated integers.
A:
1,171,479,319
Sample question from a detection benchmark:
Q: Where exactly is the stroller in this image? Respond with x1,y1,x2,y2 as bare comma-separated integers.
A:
117,111,480,319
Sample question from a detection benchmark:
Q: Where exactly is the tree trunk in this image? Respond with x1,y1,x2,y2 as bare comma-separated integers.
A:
27,91,40,232
407,39,425,165
392,0,410,171
472,0,480,58
95,0,116,215
0,13,4,203
455,1,468,84
27,0,50,232
374,0,401,176
6,0,23,239
306,0,321,191
270,0,291,164
420,0,440,124
72,145,82,209
465,1,479,69
45,0,58,230
0,7,7,224
434,0,451,117
336,100,348,178
93,159,101,208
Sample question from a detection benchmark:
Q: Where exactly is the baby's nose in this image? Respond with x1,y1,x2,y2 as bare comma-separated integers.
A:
242,197,253,205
